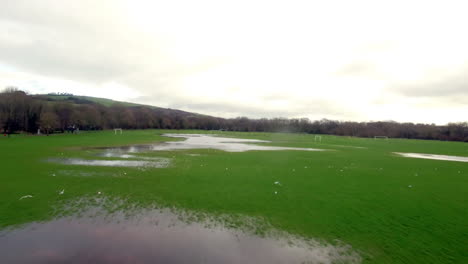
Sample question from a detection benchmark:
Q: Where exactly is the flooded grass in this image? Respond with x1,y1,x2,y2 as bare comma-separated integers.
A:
45,134,322,169
98,133,325,153
394,152,468,162
0,202,361,264
1,129,468,264
47,157,171,168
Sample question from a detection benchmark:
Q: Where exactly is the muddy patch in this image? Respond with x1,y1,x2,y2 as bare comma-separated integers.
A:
393,152,468,163
0,205,361,264
48,157,170,168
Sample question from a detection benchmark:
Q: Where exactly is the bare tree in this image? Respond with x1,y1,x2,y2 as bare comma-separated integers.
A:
39,111,59,135
0,87,35,133
54,103,73,131
1,88,467,142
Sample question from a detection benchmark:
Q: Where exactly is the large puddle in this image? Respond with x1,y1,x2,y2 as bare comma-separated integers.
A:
101,133,324,154
0,206,361,264
47,134,324,169
48,157,170,168
393,152,468,163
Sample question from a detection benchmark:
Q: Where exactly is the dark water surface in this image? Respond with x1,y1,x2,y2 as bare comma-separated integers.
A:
0,208,360,264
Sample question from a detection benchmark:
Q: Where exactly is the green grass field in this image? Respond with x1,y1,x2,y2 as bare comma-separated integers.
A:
1,130,467,263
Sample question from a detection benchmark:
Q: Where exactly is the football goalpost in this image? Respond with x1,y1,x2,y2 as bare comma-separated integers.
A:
114,128,123,135
374,136,388,140
314,135,322,142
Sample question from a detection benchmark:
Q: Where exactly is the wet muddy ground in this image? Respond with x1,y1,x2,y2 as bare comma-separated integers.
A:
0,206,361,264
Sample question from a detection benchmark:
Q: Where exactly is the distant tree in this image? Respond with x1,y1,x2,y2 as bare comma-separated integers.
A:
447,122,468,142
134,107,155,128
160,116,173,129
1,87,467,142
0,107,5,133
39,111,59,135
80,105,102,130
0,87,38,133
54,103,73,131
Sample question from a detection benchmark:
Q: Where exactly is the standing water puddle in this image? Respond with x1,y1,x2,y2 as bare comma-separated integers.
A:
0,206,360,264
393,152,468,163
101,133,324,155
48,134,323,168
48,157,170,168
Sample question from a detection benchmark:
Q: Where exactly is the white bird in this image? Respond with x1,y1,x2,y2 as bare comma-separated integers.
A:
19,195,33,200
59,189,64,195
274,181,281,186
97,191,102,195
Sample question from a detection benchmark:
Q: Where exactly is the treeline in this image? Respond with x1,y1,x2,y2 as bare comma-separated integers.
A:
0,88,224,134
1,88,467,141
224,117,468,142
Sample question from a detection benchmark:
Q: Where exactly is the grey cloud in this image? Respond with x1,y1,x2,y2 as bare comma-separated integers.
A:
2,1,465,124
0,1,167,83
335,61,381,77
337,58,468,104
164,97,355,120
0,1,227,90
0,0,120,32
391,67,468,99
0,37,133,83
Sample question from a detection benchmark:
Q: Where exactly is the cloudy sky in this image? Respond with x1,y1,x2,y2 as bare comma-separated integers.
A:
1,0,467,124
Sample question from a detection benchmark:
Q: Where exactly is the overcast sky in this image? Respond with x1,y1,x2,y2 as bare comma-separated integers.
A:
1,0,467,124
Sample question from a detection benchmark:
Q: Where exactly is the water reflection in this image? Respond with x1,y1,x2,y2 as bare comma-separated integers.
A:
0,207,361,264
394,152,468,162
47,134,324,169
102,134,324,154
48,158,170,168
